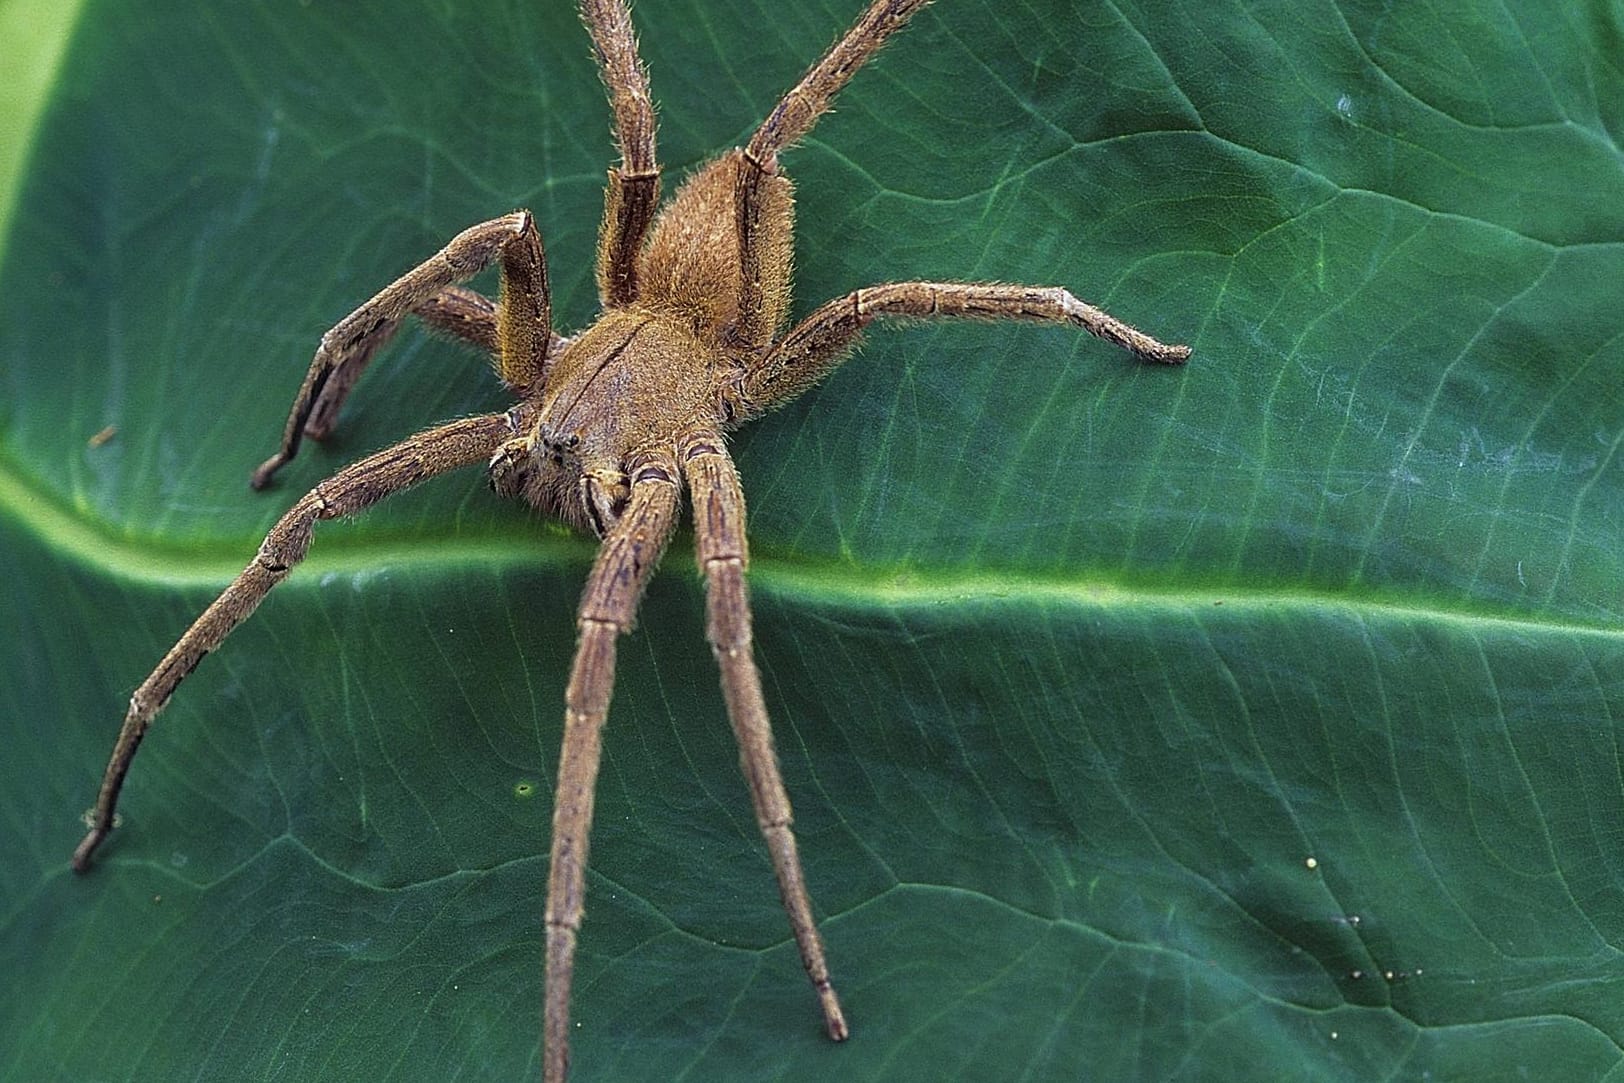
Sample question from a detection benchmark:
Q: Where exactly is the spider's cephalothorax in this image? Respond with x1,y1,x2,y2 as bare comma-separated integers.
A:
72,2,1191,1080
495,147,800,539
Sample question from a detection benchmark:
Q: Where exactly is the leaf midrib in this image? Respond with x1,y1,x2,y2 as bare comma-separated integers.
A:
3,452,1615,641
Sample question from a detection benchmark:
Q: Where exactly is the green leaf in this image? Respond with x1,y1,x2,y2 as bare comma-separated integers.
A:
3,1,1622,1080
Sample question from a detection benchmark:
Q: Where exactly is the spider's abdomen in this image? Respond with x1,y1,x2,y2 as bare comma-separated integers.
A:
637,150,795,340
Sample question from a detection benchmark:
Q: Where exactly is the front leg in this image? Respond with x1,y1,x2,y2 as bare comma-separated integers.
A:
678,430,848,1042
252,211,552,488
737,280,1192,417
544,455,681,1083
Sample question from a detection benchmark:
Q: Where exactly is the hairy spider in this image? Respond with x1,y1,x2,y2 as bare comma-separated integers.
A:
72,1,1191,1078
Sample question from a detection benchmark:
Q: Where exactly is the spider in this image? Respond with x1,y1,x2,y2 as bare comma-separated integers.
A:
71,0,1191,1079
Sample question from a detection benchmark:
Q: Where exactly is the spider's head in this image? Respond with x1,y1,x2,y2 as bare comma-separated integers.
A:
488,420,630,539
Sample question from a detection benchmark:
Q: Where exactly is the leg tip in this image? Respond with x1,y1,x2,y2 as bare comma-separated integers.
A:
1135,341,1192,365
249,458,281,490
71,831,103,873
820,986,849,1042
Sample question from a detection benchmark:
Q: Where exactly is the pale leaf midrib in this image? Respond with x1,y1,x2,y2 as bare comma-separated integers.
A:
1,455,1617,641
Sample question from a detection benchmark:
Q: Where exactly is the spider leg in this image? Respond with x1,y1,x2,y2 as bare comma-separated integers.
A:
678,431,848,1042
411,285,571,364
71,411,516,873
252,211,551,489
580,0,660,306
747,0,933,165
731,0,935,349
545,454,681,1083
736,280,1193,417
301,285,564,442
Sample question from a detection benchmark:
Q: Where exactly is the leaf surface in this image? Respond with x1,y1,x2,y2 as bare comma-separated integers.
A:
2,1,1622,1080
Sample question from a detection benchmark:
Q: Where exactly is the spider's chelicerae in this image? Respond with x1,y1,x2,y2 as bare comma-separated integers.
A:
73,0,1191,1078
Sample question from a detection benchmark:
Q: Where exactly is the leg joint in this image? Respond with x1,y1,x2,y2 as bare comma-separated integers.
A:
631,463,675,486
680,434,726,462
577,616,624,634
625,447,681,487
739,145,776,176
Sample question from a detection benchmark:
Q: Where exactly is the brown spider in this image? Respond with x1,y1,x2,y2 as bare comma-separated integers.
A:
71,0,1190,1078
